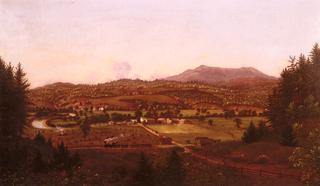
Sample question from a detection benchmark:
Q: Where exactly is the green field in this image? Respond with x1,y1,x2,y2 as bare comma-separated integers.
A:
180,109,224,117
148,117,266,144
49,119,79,127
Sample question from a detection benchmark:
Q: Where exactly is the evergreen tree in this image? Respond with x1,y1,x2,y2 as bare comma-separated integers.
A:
281,125,297,146
135,110,143,123
242,122,257,144
132,152,155,186
163,150,185,186
53,141,70,170
267,44,320,133
32,150,46,173
14,63,30,136
80,117,91,137
234,118,242,128
0,58,29,137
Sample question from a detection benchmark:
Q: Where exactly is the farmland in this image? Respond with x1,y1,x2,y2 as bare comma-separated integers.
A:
24,123,161,148
147,117,266,144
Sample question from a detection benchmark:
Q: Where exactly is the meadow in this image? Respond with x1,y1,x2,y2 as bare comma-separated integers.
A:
147,117,267,144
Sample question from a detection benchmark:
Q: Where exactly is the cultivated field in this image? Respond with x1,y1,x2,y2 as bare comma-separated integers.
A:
24,124,161,148
147,117,267,144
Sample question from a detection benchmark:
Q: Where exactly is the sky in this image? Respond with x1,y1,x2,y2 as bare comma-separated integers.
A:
0,0,320,87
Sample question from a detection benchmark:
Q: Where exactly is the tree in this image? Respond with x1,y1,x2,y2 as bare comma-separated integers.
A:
267,44,320,133
242,122,257,144
135,110,143,123
281,124,297,146
289,129,320,185
257,120,268,138
34,132,46,145
163,150,185,186
208,119,213,126
132,153,155,186
52,141,81,173
80,117,90,137
234,118,242,128
0,58,29,137
32,150,46,173
14,63,30,135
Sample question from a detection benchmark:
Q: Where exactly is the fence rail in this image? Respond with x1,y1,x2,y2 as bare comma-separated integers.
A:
191,152,301,180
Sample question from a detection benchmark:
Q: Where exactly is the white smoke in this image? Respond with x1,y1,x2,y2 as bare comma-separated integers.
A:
112,61,132,79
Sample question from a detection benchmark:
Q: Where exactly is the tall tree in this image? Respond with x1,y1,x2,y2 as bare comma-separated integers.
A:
267,44,320,132
132,153,155,186
163,150,185,186
0,58,29,137
14,63,30,136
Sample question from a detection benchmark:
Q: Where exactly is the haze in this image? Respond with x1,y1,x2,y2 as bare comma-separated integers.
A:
0,0,319,87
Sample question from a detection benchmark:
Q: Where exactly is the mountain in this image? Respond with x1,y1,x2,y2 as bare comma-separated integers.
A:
165,65,276,83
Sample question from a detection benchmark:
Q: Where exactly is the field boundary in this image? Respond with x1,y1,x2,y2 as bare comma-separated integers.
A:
141,124,301,180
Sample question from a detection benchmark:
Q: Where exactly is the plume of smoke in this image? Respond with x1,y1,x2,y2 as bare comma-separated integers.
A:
112,61,132,79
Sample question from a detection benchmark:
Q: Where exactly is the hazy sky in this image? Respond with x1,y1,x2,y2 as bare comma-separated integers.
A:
1,0,319,87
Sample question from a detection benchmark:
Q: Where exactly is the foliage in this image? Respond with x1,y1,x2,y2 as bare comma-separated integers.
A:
162,150,185,186
111,112,130,122
135,110,143,122
234,118,242,128
289,128,320,185
281,124,297,146
267,44,320,132
52,141,82,172
34,132,47,145
0,58,29,137
242,122,258,144
132,152,155,186
32,150,47,173
208,119,213,126
80,117,91,137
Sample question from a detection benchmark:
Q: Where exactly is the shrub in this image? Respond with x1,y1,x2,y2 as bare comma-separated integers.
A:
255,154,271,164
281,125,297,146
242,122,257,144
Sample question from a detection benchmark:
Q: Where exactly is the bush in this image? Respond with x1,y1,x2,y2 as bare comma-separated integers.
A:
32,150,47,173
281,125,297,146
242,122,257,144
255,154,271,164
34,132,46,145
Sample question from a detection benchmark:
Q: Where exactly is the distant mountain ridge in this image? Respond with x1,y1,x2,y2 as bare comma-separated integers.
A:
165,65,276,83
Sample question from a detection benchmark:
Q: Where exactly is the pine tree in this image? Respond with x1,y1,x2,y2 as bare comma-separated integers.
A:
281,125,296,146
163,150,185,186
0,58,29,137
33,150,46,173
267,44,320,134
132,152,155,186
80,117,91,137
14,63,30,136
242,122,257,144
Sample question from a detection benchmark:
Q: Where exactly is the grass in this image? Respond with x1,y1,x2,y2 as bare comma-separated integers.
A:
148,117,267,144
180,109,224,117
49,119,78,127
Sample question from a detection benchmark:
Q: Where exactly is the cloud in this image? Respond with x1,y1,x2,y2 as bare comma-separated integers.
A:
112,61,132,79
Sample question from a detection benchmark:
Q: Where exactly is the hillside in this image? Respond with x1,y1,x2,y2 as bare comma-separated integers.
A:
165,65,276,83
28,79,277,111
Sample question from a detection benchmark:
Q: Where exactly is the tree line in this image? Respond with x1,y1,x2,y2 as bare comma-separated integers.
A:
266,44,320,185
267,44,320,144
